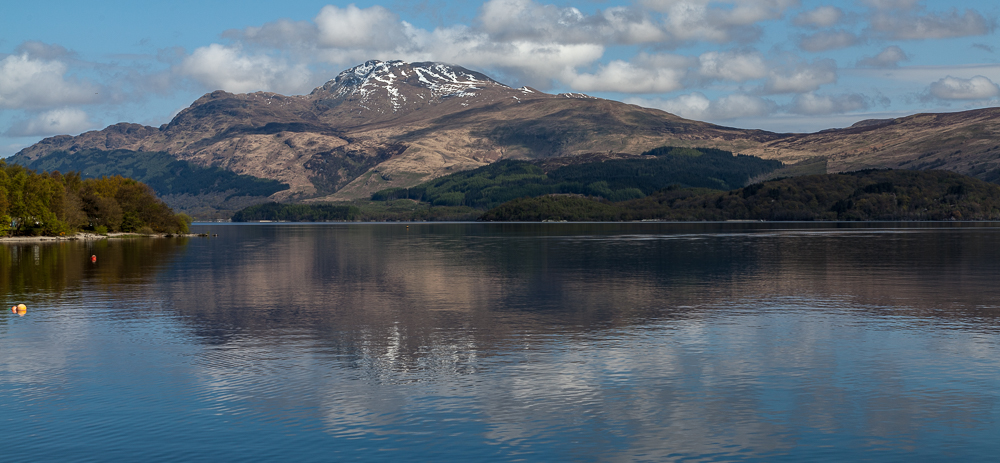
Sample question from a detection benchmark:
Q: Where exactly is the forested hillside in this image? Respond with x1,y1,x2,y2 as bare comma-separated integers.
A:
231,203,359,222
371,147,783,208
13,149,290,220
0,162,191,236
481,170,1000,222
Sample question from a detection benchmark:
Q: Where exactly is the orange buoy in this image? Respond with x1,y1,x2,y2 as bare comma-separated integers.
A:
16,304,26,316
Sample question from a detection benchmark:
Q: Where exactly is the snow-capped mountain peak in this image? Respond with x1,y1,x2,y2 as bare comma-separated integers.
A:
310,60,518,116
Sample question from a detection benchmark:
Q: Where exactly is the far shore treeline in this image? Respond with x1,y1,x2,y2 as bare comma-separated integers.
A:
0,161,191,236
480,170,1000,222
232,169,1000,223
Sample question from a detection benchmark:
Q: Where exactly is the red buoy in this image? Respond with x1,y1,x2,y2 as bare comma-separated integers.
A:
91,255,97,263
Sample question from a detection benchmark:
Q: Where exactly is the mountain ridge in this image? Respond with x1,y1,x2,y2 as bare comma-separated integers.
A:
12,59,1000,213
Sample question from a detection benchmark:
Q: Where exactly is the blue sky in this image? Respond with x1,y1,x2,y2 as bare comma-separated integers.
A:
2,0,999,157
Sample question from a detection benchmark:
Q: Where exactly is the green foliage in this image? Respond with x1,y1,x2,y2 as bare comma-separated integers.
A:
481,170,1000,222
14,149,290,198
371,147,783,209
481,196,627,221
231,203,360,222
0,161,189,236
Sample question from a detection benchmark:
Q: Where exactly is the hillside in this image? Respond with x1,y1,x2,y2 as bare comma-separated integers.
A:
742,108,1000,178
11,59,1000,218
9,60,779,211
16,149,289,219
481,170,1000,222
370,146,784,209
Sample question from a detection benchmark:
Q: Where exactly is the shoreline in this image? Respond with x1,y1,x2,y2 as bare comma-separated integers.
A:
0,232,207,243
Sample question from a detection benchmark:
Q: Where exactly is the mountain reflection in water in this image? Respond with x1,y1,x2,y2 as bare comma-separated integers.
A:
2,223,999,461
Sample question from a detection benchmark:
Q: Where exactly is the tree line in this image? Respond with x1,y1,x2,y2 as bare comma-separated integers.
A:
14,149,290,198
370,147,784,209
231,203,360,222
0,161,191,236
481,170,1000,222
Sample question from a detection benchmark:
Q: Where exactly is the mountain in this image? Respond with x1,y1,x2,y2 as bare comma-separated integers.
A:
10,61,776,210
11,59,1000,216
740,108,1000,181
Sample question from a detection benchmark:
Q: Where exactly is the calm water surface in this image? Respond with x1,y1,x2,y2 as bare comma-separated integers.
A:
2,222,1000,461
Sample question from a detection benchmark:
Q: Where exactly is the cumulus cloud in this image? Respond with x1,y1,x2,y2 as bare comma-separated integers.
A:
860,0,920,9
600,7,670,44
480,0,589,42
927,75,1000,100
224,19,319,50
401,25,606,88
799,30,860,52
5,108,95,137
641,0,799,44
631,92,776,120
870,9,993,40
793,6,843,28
14,41,75,60
0,52,101,110
857,46,908,68
764,59,838,94
175,44,313,94
789,93,868,115
470,0,673,46
315,4,407,50
697,50,767,82
564,54,691,93
202,0,829,92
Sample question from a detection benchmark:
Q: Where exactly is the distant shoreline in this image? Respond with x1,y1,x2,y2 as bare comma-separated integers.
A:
0,232,207,243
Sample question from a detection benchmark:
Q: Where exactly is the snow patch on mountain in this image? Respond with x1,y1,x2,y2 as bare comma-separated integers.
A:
313,60,511,113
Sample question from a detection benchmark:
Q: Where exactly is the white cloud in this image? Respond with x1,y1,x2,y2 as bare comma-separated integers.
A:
860,0,920,10
388,25,607,89
697,50,767,82
642,0,800,44
799,30,860,52
0,53,101,110
928,75,1000,100
705,0,801,26
764,59,837,94
225,19,318,50
218,2,617,90
793,6,843,28
601,7,670,44
711,93,778,119
565,54,690,93
631,92,775,120
175,44,314,94
870,9,993,40
789,93,869,115
480,0,586,42
315,4,406,50
857,46,908,68
204,1,828,92
14,41,75,60
5,108,95,137
477,0,672,45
